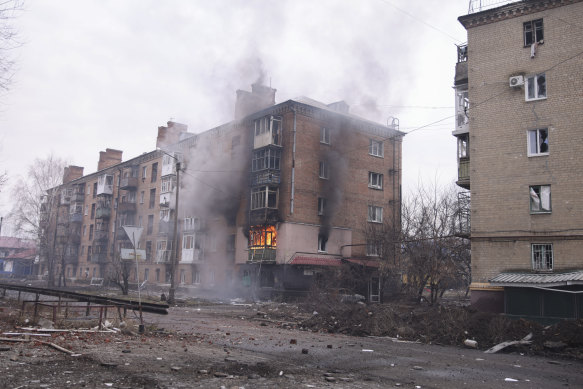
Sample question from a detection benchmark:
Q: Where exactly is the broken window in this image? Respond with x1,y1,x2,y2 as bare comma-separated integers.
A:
527,128,549,156
142,166,147,180
530,185,551,213
183,234,194,250
524,19,543,46
318,235,327,253
160,209,170,221
254,116,282,146
369,139,384,157
525,73,546,101
368,172,383,190
320,127,330,144
456,90,469,127
161,176,175,193
251,186,278,210
318,197,326,216
532,243,553,271
252,148,281,171
457,134,469,159
149,188,156,209
368,205,383,223
319,161,329,179
151,163,158,183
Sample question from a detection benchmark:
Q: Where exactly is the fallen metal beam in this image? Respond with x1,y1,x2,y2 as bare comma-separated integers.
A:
0,282,168,315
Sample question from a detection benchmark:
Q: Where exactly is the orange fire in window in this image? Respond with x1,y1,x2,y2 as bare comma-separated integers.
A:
249,225,277,248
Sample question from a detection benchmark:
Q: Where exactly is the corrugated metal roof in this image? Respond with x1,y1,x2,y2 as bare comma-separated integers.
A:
289,256,342,267
490,270,583,287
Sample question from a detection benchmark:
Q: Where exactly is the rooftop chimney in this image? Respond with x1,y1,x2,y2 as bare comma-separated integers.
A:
156,121,189,149
234,83,277,120
97,148,123,171
62,166,84,184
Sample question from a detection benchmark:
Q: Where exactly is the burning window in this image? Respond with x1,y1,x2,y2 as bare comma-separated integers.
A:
249,226,277,249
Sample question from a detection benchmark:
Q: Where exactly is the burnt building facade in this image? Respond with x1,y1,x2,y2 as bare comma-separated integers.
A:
40,85,403,300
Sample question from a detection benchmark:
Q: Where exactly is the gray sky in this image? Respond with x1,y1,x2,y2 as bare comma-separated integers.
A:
0,0,469,233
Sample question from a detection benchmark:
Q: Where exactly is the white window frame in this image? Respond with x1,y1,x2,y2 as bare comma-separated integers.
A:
368,205,383,223
525,73,546,101
140,191,145,204
530,185,551,213
368,172,383,190
320,127,330,144
532,243,553,271
318,197,326,216
142,166,147,179
369,139,384,158
319,161,329,179
527,128,549,156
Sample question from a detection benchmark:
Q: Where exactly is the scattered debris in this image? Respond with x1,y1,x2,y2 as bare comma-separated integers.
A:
484,333,533,354
464,339,478,348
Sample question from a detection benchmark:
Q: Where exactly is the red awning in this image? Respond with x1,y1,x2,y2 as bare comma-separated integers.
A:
289,256,342,267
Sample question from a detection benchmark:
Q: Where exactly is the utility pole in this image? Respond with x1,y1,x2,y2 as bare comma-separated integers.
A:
167,161,181,305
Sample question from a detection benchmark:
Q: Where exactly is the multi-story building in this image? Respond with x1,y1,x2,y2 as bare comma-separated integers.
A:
40,84,403,300
454,0,583,318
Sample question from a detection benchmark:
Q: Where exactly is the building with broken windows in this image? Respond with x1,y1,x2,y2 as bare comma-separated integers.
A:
454,0,583,318
0,237,37,278
39,84,403,301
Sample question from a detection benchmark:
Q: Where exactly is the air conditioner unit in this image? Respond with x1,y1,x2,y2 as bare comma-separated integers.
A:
509,75,524,87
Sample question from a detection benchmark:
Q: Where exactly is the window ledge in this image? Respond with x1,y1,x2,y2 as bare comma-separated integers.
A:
367,220,383,224
368,186,383,190
320,141,330,145
525,96,547,102
530,211,552,215
368,153,384,158
527,153,549,158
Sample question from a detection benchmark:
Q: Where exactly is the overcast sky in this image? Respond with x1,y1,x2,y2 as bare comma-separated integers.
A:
0,0,470,234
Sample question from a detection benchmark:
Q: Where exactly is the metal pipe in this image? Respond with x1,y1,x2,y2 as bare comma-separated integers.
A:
290,106,297,214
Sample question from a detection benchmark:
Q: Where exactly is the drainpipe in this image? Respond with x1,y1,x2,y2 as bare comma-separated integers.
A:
290,106,297,214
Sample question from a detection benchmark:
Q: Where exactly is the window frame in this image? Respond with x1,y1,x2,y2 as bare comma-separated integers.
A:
532,243,553,271
317,235,327,253
319,161,329,179
320,127,330,144
367,205,383,223
366,240,382,257
318,197,326,216
529,185,551,213
525,73,547,101
368,172,383,190
527,128,549,157
524,19,544,47
369,139,384,158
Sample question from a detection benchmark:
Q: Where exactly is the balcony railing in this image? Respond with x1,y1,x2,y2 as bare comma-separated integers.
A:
118,201,136,213
96,207,111,219
69,212,83,223
90,253,108,264
251,171,281,186
94,230,109,242
70,193,85,203
120,176,139,190
180,248,202,264
156,250,172,263
248,247,276,263
468,0,517,14
457,159,470,189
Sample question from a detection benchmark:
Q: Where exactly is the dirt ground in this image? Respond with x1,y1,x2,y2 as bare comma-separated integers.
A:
0,288,582,388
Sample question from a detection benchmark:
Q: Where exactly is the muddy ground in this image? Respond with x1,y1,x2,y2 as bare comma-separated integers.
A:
0,289,582,388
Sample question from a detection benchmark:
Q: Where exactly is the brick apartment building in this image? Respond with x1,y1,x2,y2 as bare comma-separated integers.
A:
39,84,403,301
454,0,583,318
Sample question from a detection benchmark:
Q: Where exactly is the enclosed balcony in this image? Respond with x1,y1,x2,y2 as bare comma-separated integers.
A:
94,229,109,242
96,174,114,196
454,191,471,238
118,201,136,214
69,212,83,224
70,192,85,203
156,250,171,263
120,176,139,190
180,248,202,264
248,225,276,263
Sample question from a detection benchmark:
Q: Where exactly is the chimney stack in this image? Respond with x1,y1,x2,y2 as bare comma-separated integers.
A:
97,148,123,171
62,165,84,184
234,83,277,120
156,121,189,149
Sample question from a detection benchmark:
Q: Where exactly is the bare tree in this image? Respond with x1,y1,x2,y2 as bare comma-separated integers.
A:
106,253,132,295
0,0,24,92
8,154,66,286
401,182,470,304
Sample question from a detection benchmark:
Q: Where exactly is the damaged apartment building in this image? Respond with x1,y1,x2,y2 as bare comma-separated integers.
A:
39,84,403,301
454,0,583,319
